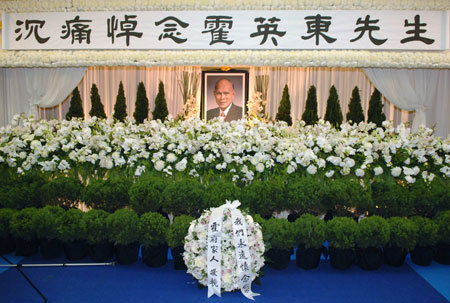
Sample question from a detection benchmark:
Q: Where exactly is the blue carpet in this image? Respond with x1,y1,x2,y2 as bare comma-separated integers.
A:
0,254,23,274
0,253,448,303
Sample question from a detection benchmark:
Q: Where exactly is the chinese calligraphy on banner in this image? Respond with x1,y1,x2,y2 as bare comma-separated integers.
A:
2,10,448,50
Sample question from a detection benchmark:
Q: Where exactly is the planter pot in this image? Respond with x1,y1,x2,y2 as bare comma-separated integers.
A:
88,241,114,262
295,245,323,270
40,238,63,259
0,234,15,254
63,240,88,261
15,238,39,256
434,243,450,265
266,248,291,270
357,247,383,270
329,247,354,270
142,243,168,267
411,246,433,266
115,242,140,265
171,246,187,270
384,246,407,267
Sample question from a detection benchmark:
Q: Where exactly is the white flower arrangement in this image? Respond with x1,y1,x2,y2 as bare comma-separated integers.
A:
183,207,265,292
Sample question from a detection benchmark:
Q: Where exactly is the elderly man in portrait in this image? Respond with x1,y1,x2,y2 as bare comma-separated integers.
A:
206,79,243,122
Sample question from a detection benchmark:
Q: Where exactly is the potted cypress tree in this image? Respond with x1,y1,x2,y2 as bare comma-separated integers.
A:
324,85,343,128
35,205,65,259
384,217,417,267
371,179,413,218
39,175,83,210
152,81,169,121
356,216,390,270
57,208,88,261
10,207,39,256
129,176,170,215
410,216,438,266
81,209,113,262
275,84,292,125
301,85,319,126
134,81,149,124
434,210,450,264
263,218,296,270
346,86,365,124
367,89,386,127
0,208,17,254
293,214,327,270
139,212,170,267
286,176,324,217
161,179,204,218
66,87,84,120
106,208,140,265
113,81,127,122
203,180,241,210
326,217,358,270
89,83,106,119
82,176,131,213
241,178,286,219
167,215,194,270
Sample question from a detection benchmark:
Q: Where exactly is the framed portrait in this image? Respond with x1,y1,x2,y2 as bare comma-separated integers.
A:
201,70,249,122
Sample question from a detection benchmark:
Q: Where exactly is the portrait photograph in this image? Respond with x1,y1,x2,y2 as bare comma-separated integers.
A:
202,70,249,122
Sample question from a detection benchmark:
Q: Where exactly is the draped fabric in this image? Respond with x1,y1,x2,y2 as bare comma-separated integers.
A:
364,68,450,137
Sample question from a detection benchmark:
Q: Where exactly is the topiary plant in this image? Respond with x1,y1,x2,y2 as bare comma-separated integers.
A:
286,176,324,215
0,172,45,209
80,209,110,245
134,81,149,124
326,217,359,250
139,212,170,247
34,205,65,240
66,87,84,120
346,86,365,124
40,175,83,209
263,218,296,251
166,215,195,248
301,85,319,125
82,177,131,213
152,81,169,121
434,210,450,244
0,208,17,238
89,83,106,119
113,81,127,122
371,179,412,218
356,216,390,249
56,208,86,243
10,207,39,241
410,179,446,217
367,89,386,127
129,176,170,215
293,214,326,249
161,179,204,217
241,178,286,218
106,208,139,246
410,216,439,247
276,84,292,125
324,85,343,128
386,217,417,251
202,180,241,210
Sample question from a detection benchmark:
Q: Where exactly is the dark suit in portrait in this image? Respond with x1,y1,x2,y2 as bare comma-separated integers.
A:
206,103,243,122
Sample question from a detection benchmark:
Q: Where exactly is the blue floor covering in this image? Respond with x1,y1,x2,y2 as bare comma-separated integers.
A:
1,252,449,303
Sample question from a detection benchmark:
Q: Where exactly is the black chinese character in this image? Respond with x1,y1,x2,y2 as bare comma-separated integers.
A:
243,284,250,293
210,255,219,263
234,217,243,226
400,15,435,45
209,277,219,287
155,16,189,44
210,222,220,232
209,268,218,277
202,16,234,45
250,17,286,46
235,229,245,237
301,14,337,46
211,245,219,254
350,15,387,46
240,261,250,272
61,16,92,44
107,15,143,47
210,235,218,244
241,274,251,283
15,19,50,44
238,250,248,260
237,238,247,248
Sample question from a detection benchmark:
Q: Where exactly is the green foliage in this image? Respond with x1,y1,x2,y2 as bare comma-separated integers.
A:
241,178,286,218
113,81,127,122
80,209,110,244
263,218,296,250
139,212,170,246
0,172,45,209
371,179,412,217
367,89,386,127
203,180,241,210
286,176,323,214
134,82,149,124
10,207,39,241
410,216,439,247
66,87,84,120
40,175,83,209
346,86,365,124
89,83,106,119
34,205,65,240
386,217,417,251
161,179,204,217
129,176,169,215
326,217,359,249
106,208,139,245
167,215,194,248
301,85,319,125
152,81,169,121
356,215,390,249
410,179,448,217
434,210,450,243
0,208,17,237
82,177,131,213
276,85,292,125
324,85,343,128
252,214,266,231
293,214,326,249
56,208,86,243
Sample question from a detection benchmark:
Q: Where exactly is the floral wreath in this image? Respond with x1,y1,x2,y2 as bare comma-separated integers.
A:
183,204,265,295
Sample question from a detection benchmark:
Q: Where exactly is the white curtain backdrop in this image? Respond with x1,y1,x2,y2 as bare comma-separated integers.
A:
1,67,86,124
364,68,450,137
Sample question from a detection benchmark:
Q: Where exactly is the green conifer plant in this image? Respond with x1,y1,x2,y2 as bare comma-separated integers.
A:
367,89,386,127
276,84,292,125
66,87,84,120
301,85,319,125
152,81,169,122
89,84,106,119
133,82,149,124
113,81,127,122
346,86,365,124
324,85,343,128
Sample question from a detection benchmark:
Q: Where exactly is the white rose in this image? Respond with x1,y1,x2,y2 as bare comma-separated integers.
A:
154,160,165,171
325,170,335,178
255,162,265,173
306,164,317,175
405,175,416,184
355,168,365,177
194,256,205,268
391,167,402,177
166,153,177,163
374,167,383,176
